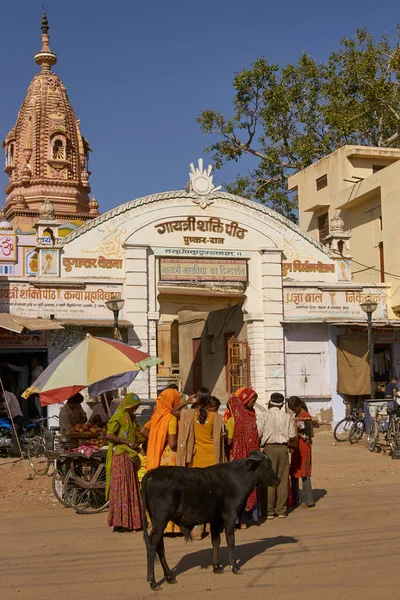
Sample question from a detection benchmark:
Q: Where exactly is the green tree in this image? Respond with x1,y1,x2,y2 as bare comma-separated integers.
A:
198,27,400,221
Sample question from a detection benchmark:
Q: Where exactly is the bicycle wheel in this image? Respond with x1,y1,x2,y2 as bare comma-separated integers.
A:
64,461,108,514
349,419,365,444
367,419,378,452
51,467,73,507
389,419,400,459
333,418,354,442
28,437,50,476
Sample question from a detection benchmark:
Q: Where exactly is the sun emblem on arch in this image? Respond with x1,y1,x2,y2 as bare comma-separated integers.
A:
188,159,221,208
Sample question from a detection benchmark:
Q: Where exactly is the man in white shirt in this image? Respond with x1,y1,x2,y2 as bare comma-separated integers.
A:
0,390,23,456
257,393,297,520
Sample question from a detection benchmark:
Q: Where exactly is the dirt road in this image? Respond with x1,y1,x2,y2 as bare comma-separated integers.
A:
2,433,400,600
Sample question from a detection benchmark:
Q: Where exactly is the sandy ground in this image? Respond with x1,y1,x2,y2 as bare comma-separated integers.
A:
2,432,400,600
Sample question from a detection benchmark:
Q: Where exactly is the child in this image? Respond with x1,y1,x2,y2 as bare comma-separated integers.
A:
137,441,147,485
208,396,221,412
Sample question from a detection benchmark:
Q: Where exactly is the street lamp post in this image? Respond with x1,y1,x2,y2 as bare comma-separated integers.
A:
360,298,378,398
105,296,125,340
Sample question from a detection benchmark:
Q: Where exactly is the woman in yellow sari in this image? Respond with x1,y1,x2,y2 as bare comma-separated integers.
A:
173,388,225,540
105,393,143,533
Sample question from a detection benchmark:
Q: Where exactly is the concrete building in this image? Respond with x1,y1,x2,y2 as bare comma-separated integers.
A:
289,144,400,416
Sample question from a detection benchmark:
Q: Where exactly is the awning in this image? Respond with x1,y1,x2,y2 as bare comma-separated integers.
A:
0,313,24,333
13,317,64,331
0,314,64,332
59,319,133,328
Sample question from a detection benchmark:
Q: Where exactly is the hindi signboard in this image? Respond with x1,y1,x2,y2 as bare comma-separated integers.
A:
159,258,248,282
284,288,388,321
0,329,47,348
0,283,123,320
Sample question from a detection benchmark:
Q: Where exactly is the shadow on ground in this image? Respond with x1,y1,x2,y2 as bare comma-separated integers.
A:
173,535,298,575
313,488,327,503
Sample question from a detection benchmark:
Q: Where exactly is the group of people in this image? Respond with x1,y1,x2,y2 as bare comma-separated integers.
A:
104,386,315,534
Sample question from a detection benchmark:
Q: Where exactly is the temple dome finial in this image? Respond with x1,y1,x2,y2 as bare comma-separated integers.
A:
34,8,57,72
41,8,49,34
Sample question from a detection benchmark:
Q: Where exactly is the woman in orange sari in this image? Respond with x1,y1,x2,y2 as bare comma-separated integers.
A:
141,386,181,533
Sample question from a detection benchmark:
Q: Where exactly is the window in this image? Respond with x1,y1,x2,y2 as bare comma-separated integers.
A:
318,212,329,243
316,174,328,191
52,139,64,160
373,165,385,174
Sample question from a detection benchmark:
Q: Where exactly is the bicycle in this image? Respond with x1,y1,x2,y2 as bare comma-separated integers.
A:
367,403,400,457
27,416,60,476
333,401,365,443
386,406,400,458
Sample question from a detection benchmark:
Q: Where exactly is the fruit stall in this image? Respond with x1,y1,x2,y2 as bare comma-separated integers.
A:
46,423,109,513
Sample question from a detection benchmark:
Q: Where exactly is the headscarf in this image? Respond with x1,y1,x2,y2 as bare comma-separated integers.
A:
105,393,141,498
226,387,259,511
224,388,258,420
146,388,180,471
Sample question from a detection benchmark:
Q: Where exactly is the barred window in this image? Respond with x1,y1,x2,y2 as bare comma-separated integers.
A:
316,174,328,191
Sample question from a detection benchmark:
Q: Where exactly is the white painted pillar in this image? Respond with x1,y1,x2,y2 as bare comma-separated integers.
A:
125,246,150,399
243,313,266,404
261,249,285,399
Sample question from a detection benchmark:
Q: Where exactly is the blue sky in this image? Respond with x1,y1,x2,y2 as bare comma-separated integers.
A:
1,0,399,213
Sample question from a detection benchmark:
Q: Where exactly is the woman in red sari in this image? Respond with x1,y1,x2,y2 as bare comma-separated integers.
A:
225,387,259,528
289,396,315,509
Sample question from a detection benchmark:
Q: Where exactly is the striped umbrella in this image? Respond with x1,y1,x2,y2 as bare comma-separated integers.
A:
22,334,161,405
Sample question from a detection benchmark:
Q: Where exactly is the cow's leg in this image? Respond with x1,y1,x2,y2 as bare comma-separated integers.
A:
156,536,176,584
210,520,223,574
224,518,240,574
147,517,169,591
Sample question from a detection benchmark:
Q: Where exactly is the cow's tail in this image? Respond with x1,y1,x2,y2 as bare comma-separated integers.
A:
141,473,151,550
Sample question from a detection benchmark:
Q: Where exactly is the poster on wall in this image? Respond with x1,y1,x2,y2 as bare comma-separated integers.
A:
0,234,16,262
40,249,58,275
24,248,38,275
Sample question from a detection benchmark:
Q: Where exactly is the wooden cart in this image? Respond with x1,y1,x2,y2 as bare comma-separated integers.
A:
47,448,108,514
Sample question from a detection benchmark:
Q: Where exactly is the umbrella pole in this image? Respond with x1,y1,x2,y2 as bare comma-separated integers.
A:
0,377,24,461
103,393,111,418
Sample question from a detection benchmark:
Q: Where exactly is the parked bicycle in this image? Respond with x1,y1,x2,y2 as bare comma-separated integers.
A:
367,403,400,458
333,401,365,444
27,416,60,475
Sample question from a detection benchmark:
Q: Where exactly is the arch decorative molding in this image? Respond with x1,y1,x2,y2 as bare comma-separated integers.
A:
62,190,330,256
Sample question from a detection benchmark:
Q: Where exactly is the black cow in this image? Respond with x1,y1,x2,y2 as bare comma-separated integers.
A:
142,450,280,590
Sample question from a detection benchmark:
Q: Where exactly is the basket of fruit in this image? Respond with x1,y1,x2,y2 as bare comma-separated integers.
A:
68,423,102,438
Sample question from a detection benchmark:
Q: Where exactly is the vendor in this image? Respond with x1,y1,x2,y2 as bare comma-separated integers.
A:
385,377,400,399
59,393,87,432
89,393,114,426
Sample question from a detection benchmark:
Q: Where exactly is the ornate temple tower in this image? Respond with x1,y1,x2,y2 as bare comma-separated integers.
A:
2,12,99,229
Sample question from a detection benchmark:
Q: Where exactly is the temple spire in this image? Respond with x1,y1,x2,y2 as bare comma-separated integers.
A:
34,9,57,72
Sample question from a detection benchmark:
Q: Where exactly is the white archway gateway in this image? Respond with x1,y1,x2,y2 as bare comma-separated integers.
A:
33,160,387,420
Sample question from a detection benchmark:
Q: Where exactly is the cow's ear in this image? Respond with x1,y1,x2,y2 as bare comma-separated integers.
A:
245,457,261,471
